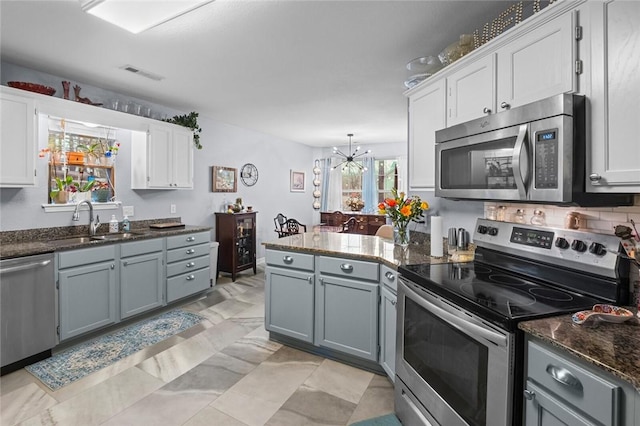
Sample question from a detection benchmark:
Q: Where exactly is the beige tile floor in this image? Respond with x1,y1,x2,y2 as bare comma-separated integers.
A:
0,266,395,426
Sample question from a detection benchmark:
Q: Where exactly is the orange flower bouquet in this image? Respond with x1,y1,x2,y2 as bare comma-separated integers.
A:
378,188,428,246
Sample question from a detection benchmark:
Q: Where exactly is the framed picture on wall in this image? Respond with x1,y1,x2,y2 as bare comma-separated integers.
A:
212,166,237,192
290,170,305,192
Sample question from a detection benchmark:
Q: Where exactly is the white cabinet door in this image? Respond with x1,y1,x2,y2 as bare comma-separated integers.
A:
497,11,576,110
147,123,172,188
171,127,194,189
0,89,36,187
408,78,446,190
447,54,495,126
586,0,640,191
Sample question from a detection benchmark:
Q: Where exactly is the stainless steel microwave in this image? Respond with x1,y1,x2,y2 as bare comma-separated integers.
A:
435,94,632,206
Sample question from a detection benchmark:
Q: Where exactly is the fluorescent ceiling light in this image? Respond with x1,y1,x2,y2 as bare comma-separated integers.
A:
80,0,213,34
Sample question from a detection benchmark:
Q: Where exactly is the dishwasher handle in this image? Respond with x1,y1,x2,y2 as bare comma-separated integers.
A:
0,259,52,275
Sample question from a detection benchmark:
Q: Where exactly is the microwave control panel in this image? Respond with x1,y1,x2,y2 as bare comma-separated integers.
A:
534,129,558,189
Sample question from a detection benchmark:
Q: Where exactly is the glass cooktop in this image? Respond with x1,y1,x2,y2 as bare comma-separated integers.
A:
399,261,603,331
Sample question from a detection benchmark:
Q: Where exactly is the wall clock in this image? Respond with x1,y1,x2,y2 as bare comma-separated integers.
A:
240,163,258,186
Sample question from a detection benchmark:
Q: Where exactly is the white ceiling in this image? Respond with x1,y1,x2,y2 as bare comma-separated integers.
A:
0,0,513,147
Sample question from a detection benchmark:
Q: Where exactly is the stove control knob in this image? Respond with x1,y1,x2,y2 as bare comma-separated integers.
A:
555,237,570,249
589,242,607,256
488,227,499,236
571,239,587,252
477,225,488,234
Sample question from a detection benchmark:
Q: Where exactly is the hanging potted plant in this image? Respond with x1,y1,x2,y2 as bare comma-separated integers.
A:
163,111,203,149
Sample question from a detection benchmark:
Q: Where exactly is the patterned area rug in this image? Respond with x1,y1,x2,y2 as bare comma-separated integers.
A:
26,309,204,390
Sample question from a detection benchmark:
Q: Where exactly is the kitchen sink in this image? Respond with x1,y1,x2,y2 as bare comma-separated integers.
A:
49,232,144,246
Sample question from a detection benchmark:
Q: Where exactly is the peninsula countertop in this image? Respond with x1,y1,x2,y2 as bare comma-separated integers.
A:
519,315,640,392
263,232,474,269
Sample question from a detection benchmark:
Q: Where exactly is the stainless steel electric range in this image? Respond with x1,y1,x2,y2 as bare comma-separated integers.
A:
395,219,631,426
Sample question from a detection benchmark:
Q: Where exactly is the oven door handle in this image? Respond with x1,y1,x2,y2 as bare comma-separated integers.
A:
403,282,507,348
511,123,529,200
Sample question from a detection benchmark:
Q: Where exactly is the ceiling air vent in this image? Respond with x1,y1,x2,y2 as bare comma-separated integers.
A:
119,64,164,81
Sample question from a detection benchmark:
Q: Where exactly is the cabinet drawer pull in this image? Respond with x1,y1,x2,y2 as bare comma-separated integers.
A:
186,274,195,281
500,101,511,109
111,263,115,269
523,389,535,400
186,249,195,254
307,276,313,284
319,278,324,286
385,271,395,281
186,236,195,242
123,261,128,266
283,256,294,264
483,107,492,114
589,173,602,182
391,300,397,306
340,264,353,273
186,262,195,267
546,364,583,391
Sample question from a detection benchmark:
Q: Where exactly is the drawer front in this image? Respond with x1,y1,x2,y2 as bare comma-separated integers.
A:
166,242,210,263
527,340,621,425
166,267,210,302
58,245,116,269
380,264,397,293
166,232,210,250
166,255,210,278
266,249,314,272
355,216,367,223
120,238,163,258
368,216,385,226
319,256,379,281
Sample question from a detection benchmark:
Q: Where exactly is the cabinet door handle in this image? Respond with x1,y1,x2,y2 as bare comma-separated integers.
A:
283,256,294,264
546,364,583,391
340,264,353,273
186,262,195,267
186,236,195,242
483,107,492,114
523,389,535,400
111,263,115,269
500,101,511,109
186,249,195,254
391,300,397,306
385,271,395,281
589,173,602,182
307,276,313,284
186,274,195,281
123,261,128,266
319,278,324,286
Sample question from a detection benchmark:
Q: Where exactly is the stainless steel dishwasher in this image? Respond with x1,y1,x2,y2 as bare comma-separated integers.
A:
1,252,56,373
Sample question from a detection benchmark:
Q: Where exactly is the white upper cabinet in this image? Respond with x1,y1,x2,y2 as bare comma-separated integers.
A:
496,11,576,110
0,88,37,187
447,54,496,126
408,79,446,190
131,122,194,189
582,0,640,192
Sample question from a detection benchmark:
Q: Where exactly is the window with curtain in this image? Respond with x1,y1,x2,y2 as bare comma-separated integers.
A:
340,158,398,208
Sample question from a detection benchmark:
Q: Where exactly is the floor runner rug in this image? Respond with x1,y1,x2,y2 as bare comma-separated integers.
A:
350,413,403,426
26,309,205,390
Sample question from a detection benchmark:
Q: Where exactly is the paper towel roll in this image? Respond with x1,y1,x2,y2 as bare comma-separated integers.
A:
430,216,443,257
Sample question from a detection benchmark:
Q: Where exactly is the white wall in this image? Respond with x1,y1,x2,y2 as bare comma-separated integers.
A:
0,62,315,260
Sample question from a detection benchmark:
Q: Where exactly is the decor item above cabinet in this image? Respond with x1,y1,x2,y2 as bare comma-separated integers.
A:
0,87,37,187
130,122,194,189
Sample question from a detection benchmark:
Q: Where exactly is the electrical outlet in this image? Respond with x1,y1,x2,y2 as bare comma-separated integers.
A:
122,206,134,217
170,204,176,214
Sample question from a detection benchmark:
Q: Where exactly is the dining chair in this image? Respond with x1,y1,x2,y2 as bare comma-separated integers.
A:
282,218,307,236
375,224,394,240
273,213,288,237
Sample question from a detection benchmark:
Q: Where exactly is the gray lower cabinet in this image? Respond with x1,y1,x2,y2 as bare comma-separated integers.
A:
265,266,314,343
58,245,117,341
379,265,397,380
525,338,637,426
166,232,211,303
316,256,379,362
120,239,164,319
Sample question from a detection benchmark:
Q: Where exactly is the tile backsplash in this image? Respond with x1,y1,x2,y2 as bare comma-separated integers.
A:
484,194,640,235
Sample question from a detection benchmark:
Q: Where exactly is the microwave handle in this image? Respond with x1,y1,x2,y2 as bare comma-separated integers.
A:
511,124,529,199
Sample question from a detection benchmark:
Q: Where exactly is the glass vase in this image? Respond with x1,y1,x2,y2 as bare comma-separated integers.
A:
393,223,410,247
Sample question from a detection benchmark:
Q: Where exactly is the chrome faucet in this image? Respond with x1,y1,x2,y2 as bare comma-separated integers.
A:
72,200,100,236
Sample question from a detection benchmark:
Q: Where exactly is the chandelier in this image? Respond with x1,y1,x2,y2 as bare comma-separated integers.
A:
332,133,371,172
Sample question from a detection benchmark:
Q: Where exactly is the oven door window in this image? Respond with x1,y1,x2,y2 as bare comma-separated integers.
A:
440,136,518,190
404,297,488,426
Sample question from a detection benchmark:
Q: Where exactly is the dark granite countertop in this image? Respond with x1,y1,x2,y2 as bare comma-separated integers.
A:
0,219,211,259
519,314,640,392
263,231,474,269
